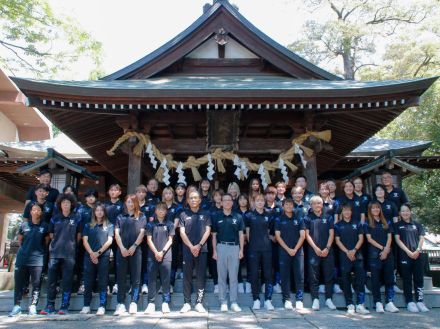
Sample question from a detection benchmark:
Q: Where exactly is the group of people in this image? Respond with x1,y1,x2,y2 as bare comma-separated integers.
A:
9,168,429,317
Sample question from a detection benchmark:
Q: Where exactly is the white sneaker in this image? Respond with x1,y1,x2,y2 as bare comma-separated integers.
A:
295,301,304,310
144,303,155,314
96,306,105,316
238,283,245,293
28,304,37,316
141,284,148,294
394,285,403,293
385,301,399,313
252,299,261,310
284,300,294,310
245,282,251,293
112,284,118,295
114,303,127,316
326,298,336,310
333,284,343,293
318,284,325,293
356,304,370,314
416,302,429,312
129,302,137,314
195,303,207,313
264,300,274,311
347,304,355,315
180,303,191,313
162,302,170,313
220,303,228,312
364,285,371,294
261,283,265,293
273,283,282,293
230,303,241,312
80,306,91,314
312,298,320,311
407,302,419,313
214,285,219,294
375,302,384,313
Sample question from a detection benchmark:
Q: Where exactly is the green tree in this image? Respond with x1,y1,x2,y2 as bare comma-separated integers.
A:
289,0,432,79
0,0,102,78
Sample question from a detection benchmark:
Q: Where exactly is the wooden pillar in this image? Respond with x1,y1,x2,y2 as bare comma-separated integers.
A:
0,213,9,260
304,154,318,194
127,136,142,194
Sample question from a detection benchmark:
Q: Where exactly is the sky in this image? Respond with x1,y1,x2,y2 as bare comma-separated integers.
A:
46,0,317,79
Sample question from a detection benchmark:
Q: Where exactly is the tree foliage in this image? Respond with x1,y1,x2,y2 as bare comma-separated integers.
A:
289,0,432,79
0,0,102,78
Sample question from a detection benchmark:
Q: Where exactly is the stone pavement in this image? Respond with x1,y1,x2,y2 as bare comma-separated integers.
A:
0,307,439,329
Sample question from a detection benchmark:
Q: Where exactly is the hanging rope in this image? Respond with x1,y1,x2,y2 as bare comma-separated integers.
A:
106,130,332,182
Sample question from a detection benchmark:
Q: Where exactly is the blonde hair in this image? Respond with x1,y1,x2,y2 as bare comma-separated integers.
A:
309,195,323,205
227,182,241,198
162,186,175,203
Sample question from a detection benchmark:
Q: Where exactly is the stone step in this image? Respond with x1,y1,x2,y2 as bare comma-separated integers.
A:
2,288,440,313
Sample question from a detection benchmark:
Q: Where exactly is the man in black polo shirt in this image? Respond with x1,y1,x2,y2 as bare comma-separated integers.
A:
23,184,54,223
212,193,244,312
179,190,212,313
25,169,59,205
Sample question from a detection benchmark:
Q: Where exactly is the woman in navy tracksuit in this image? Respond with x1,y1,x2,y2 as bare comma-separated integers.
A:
41,193,81,315
394,203,429,313
245,194,274,311
113,195,146,316
365,201,399,313
334,203,369,315
80,202,114,315
9,203,49,317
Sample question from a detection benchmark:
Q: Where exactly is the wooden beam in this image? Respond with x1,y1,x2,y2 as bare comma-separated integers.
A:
304,154,318,194
127,137,142,193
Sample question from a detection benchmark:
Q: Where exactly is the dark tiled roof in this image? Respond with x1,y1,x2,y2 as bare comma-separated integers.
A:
350,138,432,156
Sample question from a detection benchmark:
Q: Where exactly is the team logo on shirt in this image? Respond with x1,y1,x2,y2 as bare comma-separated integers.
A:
293,220,298,225
39,227,45,233
164,226,168,231
69,219,75,225
103,226,108,232
386,205,391,210
412,225,417,230
328,204,333,209
264,216,269,222
393,192,399,197
232,218,237,225
355,201,360,206
199,215,204,221
116,205,122,211
352,224,357,229
185,217,192,221
322,218,327,224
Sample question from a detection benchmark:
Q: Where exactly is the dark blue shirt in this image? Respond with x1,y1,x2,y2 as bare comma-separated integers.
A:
116,213,146,248
16,221,49,266
146,219,175,261
23,200,54,224
77,203,94,232
146,192,160,205
49,212,81,259
82,223,114,257
375,199,398,223
140,201,155,221
294,201,310,221
335,219,363,261
274,213,305,252
245,210,272,252
212,211,244,244
394,219,425,259
104,199,124,225
201,194,212,210
386,186,408,210
178,208,212,254
366,220,393,259
305,212,334,252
